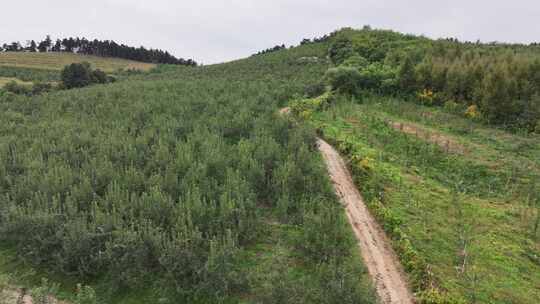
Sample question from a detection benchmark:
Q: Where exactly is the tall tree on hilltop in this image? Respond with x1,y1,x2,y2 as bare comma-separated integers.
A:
398,54,417,93
28,40,38,52
52,39,62,52
37,35,52,52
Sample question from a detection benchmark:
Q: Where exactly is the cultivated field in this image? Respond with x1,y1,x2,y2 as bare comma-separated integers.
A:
0,52,156,72
0,77,32,87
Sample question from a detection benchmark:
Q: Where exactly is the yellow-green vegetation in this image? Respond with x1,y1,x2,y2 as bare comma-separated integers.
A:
0,77,32,88
292,94,540,303
0,52,155,72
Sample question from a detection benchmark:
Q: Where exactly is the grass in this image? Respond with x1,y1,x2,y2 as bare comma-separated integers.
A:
297,95,540,303
0,77,33,88
0,52,156,73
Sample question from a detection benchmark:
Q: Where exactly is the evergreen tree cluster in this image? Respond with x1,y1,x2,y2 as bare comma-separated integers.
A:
254,44,287,56
1,35,197,66
252,33,334,57
322,27,540,131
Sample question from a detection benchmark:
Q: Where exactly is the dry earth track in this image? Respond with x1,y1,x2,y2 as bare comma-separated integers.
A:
318,138,414,304
282,107,414,304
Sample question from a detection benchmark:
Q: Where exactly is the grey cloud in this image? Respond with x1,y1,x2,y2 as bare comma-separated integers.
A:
2,0,539,63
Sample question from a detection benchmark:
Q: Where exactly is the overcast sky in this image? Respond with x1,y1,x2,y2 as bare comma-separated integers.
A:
2,0,539,64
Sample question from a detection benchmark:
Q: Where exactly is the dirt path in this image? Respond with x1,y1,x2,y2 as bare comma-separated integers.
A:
317,138,414,304
280,107,414,303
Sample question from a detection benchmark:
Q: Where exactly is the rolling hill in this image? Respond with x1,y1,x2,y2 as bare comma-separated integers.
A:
0,27,539,304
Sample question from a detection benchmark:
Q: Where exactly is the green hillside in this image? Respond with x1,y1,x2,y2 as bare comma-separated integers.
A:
1,27,539,304
0,37,377,303
288,28,540,303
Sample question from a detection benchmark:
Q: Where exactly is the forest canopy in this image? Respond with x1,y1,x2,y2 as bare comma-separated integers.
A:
320,27,540,131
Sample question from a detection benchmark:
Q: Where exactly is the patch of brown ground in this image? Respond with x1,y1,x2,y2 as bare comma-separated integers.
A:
388,121,466,154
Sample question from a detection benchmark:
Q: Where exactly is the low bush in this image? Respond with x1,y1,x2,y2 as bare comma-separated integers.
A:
325,66,362,96
61,62,113,89
3,81,32,95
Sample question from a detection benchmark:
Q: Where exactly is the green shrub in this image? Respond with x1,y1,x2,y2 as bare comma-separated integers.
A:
61,62,93,89
91,69,108,84
31,82,53,95
74,284,97,304
296,204,354,264
329,36,355,65
341,55,369,69
3,81,32,95
357,63,398,94
61,62,113,89
304,81,326,98
325,66,362,96
30,278,59,304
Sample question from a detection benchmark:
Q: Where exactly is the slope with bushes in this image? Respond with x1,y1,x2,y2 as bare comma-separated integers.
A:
324,27,540,132
288,27,540,304
0,38,377,303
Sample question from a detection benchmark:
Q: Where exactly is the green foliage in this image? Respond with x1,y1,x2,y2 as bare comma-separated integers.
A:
329,35,355,65
296,204,354,264
0,66,60,82
3,80,54,96
301,96,540,304
90,69,108,84
397,55,417,93
61,62,93,88
61,62,113,89
3,81,32,95
325,66,362,96
289,92,332,119
341,54,369,69
74,284,97,304
357,63,398,94
31,278,59,304
0,39,373,303
321,27,540,131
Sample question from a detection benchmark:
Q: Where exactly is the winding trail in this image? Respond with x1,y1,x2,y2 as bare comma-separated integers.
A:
281,107,414,304
318,138,414,304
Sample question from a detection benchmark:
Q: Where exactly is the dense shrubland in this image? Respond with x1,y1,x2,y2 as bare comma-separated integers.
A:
0,41,374,303
322,28,540,132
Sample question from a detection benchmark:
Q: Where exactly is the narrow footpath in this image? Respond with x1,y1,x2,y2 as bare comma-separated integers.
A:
318,138,414,304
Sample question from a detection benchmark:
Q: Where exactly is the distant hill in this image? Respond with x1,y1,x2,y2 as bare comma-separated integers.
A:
1,36,197,66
